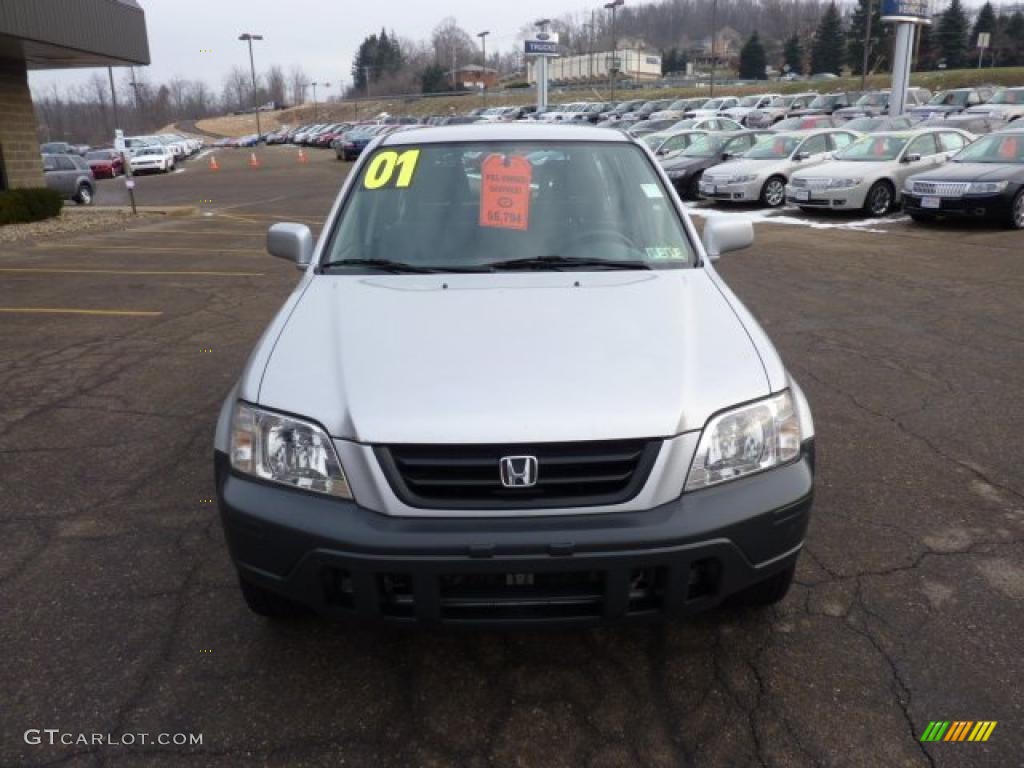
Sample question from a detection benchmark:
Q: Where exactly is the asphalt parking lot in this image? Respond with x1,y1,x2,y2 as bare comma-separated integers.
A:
2,145,1022,768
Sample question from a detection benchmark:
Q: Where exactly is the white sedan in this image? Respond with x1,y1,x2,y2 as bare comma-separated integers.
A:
129,145,175,174
699,129,860,207
787,128,975,216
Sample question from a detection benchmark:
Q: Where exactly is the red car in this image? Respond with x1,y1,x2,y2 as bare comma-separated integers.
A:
85,149,123,178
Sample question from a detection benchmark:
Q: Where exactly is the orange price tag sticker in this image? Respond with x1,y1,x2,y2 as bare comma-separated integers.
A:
479,154,532,231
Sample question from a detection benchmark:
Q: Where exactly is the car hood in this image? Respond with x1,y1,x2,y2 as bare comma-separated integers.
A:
792,159,887,179
910,104,962,115
966,104,1024,117
258,272,770,443
703,158,788,179
909,162,1023,182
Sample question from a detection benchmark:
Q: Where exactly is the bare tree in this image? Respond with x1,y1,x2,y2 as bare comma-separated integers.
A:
288,65,309,106
222,66,250,112
265,65,287,105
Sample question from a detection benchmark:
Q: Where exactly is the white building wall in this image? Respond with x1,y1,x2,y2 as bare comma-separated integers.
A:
528,49,662,83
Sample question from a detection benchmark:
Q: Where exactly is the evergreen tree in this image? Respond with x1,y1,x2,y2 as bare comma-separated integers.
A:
972,1,997,42
915,22,936,71
420,63,448,94
661,47,687,75
739,32,768,79
846,0,891,75
810,2,845,75
1003,12,1024,66
935,0,970,69
783,33,805,75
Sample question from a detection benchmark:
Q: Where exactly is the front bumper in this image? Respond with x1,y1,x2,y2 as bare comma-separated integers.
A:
786,185,864,210
215,442,814,627
699,178,762,202
902,192,1012,220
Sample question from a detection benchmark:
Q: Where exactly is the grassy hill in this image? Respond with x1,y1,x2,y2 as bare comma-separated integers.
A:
195,67,1024,138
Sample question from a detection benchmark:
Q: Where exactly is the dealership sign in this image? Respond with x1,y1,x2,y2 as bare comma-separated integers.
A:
881,0,932,24
525,32,560,57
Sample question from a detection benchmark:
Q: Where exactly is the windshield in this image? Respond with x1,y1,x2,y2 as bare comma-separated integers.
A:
138,148,163,156
807,95,837,109
324,142,693,271
842,117,881,131
929,90,969,106
641,134,665,150
856,93,889,107
835,134,909,162
953,133,1024,163
702,99,725,110
86,151,113,160
989,89,1024,105
681,135,726,158
737,96,760,107
745,135,801,159
670,119,697,130
769,96,793,107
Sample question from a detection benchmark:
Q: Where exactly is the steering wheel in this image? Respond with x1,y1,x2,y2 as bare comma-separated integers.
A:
562,228,638,252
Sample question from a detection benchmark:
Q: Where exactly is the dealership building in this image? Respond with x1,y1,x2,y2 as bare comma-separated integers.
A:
0,0,149,190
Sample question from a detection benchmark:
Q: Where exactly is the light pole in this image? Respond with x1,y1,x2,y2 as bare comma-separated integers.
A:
604,0,624,101
709,0,718,97
238,33,264,137
477,31,490,104
861,0,874,91
310,81,331,122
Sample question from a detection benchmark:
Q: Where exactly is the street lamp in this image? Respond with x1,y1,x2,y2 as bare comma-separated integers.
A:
238,33,264,138
709,0,718,97
477,31,490,104
310,81,331,121
604,0,624,101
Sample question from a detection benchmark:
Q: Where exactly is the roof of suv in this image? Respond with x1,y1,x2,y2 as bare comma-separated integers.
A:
383,123,632,146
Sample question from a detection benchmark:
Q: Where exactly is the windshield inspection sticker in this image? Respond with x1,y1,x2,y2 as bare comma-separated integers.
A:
641,183,664,199
480,154,532,231
646,247,686,261
363,149,420,190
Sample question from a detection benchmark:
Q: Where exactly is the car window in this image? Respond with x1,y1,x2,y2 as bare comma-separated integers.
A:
42,156,58,171
829,132,856,150
746,135,801,159
662,134,691,153
952,133,1024,163
719,118,743,131
56,156,76,171
835,135,909,161
72,157,90,170
724,134,756,155
938,132,967,152
325,142,694,271
906,134,939,157
799,135,829,155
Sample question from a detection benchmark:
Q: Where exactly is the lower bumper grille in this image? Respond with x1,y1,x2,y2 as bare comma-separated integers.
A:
376,439,661,510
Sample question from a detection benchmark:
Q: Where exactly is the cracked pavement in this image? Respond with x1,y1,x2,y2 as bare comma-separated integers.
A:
1,147,1021,767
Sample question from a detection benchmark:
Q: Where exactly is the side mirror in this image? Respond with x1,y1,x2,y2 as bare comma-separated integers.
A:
702,218,754,261
903,153,922,163
795,151,811,161
267,222,314,269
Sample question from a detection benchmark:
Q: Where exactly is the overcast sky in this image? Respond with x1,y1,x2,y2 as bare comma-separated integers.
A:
28,0,989,97
28,0,581,97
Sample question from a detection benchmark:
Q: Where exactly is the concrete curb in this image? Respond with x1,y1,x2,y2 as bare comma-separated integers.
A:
66,205,199,218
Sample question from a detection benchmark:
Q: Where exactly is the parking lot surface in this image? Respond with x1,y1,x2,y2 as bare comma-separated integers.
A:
2,146,1021,767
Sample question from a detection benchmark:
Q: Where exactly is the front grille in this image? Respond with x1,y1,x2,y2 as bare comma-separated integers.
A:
790,177,830,191
375,439,662,510
322,559,724,622
911,180,969,198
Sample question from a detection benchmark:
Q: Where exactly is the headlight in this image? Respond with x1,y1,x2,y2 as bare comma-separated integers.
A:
966,181,1008,194
685,391,802,491
728,174,757,184
230,403,352,498
825,178,862,189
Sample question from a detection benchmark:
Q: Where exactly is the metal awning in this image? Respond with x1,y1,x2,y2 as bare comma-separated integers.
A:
0,0,149,69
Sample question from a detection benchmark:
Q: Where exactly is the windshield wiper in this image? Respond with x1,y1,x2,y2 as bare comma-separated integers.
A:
319,259,487,274
485,256,652,271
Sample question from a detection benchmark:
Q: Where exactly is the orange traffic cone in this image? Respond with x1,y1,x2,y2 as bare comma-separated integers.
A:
249,152,260,169
208,155,220,171
298,149,308,164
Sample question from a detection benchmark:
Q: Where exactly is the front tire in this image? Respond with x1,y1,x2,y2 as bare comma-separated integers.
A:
74,183,93,206
1009,189,1024,230
239,578,307,619
726,564,795,608
864,180,894,217
760,176,787,207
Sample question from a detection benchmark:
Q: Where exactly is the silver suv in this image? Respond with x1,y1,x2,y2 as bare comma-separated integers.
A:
41,153,95,205
214,124,816,626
